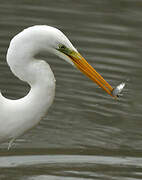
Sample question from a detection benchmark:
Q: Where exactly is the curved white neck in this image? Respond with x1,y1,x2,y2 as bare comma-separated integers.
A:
6,29,45,85
0,27,57,141
5,27,56,109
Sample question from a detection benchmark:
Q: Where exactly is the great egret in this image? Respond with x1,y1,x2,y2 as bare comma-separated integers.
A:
0,25,116,148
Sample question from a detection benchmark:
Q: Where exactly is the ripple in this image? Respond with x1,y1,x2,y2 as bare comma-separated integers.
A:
0,154,142,167
0,1,142,179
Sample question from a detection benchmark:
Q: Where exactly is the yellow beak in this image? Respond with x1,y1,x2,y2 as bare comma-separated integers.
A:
68,51,114,97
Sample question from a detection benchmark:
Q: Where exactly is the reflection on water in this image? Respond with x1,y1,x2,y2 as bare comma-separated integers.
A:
0,0,142,179
0,154,142,180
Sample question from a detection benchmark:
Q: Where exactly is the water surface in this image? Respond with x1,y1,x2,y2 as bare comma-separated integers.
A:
0,0,142,179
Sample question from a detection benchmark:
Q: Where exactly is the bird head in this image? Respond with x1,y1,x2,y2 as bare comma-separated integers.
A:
47,27,114,97
16,25,115,97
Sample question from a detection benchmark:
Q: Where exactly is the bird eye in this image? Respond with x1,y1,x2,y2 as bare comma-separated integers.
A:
59,44,66,49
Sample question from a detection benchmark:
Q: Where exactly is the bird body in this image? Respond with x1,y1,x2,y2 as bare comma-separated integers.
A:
0,26,57,143
0,25,114,146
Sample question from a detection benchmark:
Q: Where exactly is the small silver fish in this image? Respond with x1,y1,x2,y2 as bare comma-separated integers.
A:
112,82,125,97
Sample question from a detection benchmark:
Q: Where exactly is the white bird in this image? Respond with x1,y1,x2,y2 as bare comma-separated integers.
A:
0,25,115,148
